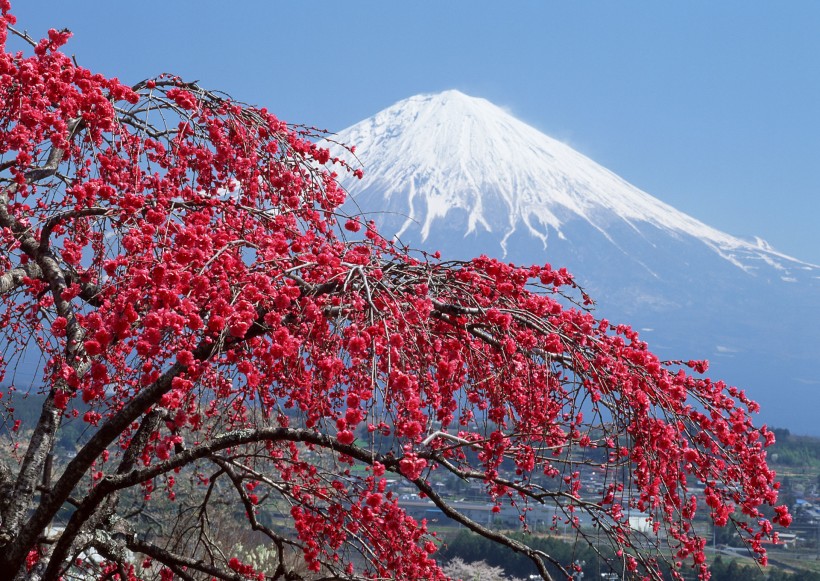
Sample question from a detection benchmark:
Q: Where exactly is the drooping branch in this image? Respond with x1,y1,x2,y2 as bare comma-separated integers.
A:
414,477,561,581
208,456,301,580
116,537,204,581
40,427,373,579
42,424,584,581
38,207,111,254
14,116,83,182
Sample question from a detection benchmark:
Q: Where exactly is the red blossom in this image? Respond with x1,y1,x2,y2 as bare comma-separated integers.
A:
337,430,355,445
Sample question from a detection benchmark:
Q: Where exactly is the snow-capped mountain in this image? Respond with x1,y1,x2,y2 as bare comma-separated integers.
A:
333,90,814,278
326,90,820,435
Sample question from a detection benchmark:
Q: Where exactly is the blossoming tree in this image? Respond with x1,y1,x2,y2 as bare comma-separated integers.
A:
0,4,790,580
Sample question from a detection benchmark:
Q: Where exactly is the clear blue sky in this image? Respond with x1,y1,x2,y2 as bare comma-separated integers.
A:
12,2,820,263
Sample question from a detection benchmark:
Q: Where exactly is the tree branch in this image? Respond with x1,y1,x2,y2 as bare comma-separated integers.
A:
23,118,82,182
125,535,248,581
43,425,574,581
413,478,562,581
0,262,42,295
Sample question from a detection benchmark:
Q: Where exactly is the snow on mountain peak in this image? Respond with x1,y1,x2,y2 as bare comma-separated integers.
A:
328,90,812,273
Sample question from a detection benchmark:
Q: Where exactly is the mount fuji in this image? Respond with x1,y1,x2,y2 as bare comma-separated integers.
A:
326,90,820,435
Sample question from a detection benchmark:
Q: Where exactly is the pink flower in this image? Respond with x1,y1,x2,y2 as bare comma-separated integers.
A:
337,430,355,445
176,350,195,366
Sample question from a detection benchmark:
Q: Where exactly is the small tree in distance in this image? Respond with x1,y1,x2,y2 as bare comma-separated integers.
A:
0,4,790,580
441,557,524,581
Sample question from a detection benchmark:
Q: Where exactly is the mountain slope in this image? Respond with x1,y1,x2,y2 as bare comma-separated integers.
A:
325,90,820,435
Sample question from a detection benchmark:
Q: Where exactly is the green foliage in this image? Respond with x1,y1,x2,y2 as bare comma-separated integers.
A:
438,529,611,579
710,557,820,581
439,530,820,581
1,391,92,452
1,390,45,428
770,429,820,468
